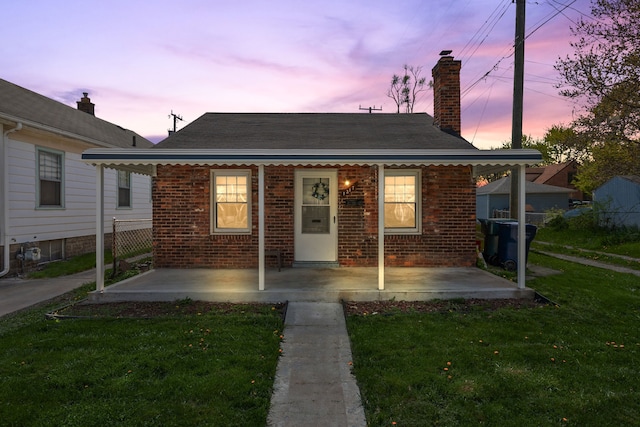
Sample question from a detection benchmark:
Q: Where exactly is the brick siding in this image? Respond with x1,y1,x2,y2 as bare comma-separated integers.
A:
152,164,477,269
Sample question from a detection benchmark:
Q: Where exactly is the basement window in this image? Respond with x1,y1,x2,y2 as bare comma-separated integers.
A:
384,170,421,234
211,170,251,234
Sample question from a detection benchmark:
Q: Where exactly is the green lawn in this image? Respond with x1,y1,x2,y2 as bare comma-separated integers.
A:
535,226,640,259
27,251,114,279
347,252,640,426
0,298,284,427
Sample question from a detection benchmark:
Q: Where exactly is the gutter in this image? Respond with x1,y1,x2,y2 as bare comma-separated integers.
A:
0,112,116,149
1,122,22,277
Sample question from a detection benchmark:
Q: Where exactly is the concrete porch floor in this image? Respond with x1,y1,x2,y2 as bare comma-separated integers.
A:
88,266,534,303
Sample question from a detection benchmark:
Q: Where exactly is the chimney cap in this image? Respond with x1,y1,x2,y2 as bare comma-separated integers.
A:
439,50,453,56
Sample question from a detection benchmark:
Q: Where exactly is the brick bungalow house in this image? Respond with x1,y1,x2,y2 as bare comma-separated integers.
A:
83,54,541,292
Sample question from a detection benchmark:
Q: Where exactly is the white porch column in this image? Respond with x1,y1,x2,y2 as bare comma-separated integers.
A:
377,164,385,290
95,165,105,292
258,165,265,291
517,163,526,288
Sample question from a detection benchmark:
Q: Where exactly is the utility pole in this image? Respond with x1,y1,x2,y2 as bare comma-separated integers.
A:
510,0,526,219
359,105,382,114
168,110,183,135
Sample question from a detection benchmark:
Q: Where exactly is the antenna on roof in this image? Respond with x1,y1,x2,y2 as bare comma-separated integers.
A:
359,105,382,114
168,110,184,135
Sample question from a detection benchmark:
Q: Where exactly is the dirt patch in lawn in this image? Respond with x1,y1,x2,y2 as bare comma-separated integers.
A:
343,298,545,316
50,300,286,319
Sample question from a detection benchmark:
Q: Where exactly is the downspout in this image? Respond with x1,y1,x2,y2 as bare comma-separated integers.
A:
1,122,23,277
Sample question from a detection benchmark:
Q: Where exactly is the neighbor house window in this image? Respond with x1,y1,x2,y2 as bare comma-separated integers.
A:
37,148,64,208
211,170,250,233
384,170,421,234
117,170,132,208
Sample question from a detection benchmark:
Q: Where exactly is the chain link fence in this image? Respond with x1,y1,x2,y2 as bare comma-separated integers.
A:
491,209,548,226
112,218,152,275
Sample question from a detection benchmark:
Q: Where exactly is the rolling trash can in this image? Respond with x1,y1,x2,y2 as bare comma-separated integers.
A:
497,222,537,271
479,218,504,266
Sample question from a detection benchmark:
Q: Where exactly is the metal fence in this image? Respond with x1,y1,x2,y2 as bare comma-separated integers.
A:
491,209,548,226
112,218,152,275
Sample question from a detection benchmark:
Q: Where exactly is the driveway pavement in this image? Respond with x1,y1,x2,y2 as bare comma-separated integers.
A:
0,270,95,317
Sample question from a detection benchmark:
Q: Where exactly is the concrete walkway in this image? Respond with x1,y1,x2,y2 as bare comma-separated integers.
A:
0,269,95,317
532,247,640,277
268,302,367,427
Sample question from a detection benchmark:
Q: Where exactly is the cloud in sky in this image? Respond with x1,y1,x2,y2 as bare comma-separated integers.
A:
1,0,593,148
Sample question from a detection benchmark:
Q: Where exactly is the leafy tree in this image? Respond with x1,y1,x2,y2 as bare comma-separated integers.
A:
542,124,590,164
555,0,640,183
386,65,428,113
574,142,640,193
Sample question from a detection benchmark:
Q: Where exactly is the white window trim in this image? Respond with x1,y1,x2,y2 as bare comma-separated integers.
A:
210,169,252,234
117,170,132,209
36,146,65,209
384,169,421,235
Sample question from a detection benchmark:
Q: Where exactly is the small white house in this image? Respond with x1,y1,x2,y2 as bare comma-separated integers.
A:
1,79,153,276
593,176,640,228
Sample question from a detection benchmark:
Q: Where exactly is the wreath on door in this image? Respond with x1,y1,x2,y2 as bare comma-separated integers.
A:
311,181,329,200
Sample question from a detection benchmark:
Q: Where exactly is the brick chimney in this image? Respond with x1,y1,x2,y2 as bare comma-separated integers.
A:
431,51,461,136
77,92,95,116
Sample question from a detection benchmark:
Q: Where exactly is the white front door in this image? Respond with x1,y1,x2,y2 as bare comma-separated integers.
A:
294,170,338,262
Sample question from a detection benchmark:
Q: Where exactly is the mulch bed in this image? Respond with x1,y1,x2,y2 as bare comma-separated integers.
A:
49,298,544,319
343,298,545,316
51,301,286,319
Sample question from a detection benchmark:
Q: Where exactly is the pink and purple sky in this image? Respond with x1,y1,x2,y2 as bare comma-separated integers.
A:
1,0,592,148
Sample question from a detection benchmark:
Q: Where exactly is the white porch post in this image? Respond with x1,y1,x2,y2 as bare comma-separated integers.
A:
95,165,105,292
258,165,265,291
377,164,385,290
517,163,526,289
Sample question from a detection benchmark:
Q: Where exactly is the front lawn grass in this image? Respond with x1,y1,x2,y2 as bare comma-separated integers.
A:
0,301,284,426
530,241,640,271
535,226,640,259
347,252,640,426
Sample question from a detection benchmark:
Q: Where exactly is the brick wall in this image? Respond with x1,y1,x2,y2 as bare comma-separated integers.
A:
152,164,476,269
385,165,477,267
153,165,259,268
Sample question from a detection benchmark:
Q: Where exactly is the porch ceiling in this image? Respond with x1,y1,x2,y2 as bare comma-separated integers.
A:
82,148,542,175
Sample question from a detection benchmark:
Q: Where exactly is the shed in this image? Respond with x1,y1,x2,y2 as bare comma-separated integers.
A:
476,175,572,219
593,176,640,228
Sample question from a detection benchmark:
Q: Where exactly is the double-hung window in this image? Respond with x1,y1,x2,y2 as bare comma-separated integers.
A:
211,170,250,233
384,170,421,234
37,148,64,208
117,170,132,208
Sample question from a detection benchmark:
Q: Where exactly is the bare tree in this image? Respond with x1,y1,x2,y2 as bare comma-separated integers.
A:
386,65,428,113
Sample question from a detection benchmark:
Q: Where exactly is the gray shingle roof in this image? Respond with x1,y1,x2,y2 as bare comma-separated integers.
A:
477,176,573,195
0,78,152,148
154,113,475,150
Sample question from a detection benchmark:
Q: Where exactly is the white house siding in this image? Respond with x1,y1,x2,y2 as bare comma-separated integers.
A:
5,137,151,247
